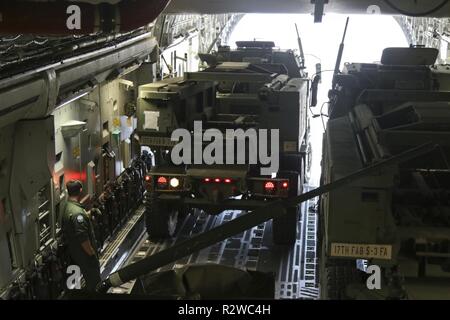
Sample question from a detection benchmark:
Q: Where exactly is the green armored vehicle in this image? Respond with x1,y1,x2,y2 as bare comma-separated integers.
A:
320,47,450,299
135,41,311,245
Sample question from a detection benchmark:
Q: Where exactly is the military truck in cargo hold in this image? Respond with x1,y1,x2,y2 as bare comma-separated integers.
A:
135,41,312,245
319,47,450,299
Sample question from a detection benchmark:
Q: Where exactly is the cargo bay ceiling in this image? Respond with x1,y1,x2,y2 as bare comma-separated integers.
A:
1,0,449,80
164,0,450,17
1,0,449,75
1,1,449,61
6,1,450,17
2,1,448,49
66,0,450,17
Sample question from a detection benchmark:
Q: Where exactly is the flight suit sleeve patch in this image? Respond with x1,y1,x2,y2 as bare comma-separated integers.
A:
72,213,89,243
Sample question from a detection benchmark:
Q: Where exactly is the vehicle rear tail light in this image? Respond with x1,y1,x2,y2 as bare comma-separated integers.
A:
204,178,211,183
264,181,276,192
281,181,289,189
214,178,221,183
157,176,168,188
224,178,232,184
145,175,151,182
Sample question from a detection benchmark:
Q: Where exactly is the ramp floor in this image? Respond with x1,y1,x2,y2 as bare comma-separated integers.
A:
107,187,319,299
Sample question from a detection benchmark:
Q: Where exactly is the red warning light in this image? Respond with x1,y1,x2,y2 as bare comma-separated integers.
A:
157,176,168,185
264,181,276,191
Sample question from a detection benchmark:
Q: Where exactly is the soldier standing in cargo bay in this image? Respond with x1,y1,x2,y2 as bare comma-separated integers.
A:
62,180,101,291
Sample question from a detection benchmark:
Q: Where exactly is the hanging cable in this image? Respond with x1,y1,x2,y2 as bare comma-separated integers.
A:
382,0,449,17
308,69,335,119
304,53,322,63
310,69,335,79
320,101,330,132
308,104,321,118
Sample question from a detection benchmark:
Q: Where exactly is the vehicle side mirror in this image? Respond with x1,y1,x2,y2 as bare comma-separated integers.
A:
315,63,322,81
310,63,321,107
310,74,321,107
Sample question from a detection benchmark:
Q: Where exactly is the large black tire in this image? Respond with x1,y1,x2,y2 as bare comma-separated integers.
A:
319,228,364,300
272,206,299,245
145,192,179,240
321,258,363,300
272,170,302,245
280,154,303,173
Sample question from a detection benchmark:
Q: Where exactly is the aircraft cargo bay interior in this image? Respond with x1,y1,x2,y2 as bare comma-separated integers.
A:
0,0,449,303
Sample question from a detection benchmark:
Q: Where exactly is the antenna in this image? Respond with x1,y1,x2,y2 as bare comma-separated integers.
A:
295,23,306,68
332,17,350,84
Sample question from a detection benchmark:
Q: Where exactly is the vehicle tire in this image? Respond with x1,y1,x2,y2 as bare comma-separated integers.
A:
322,259,362,300
319,229,365,300
280,154,303,173
145,192,179,240
272,170,302,245
272,205,298,245
175,204,191,232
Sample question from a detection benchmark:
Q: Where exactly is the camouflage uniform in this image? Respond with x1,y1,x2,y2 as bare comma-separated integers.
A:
61,200,101,291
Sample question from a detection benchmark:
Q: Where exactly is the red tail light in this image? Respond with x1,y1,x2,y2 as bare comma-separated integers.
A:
145,175,151,182
214,178,221,183
282,181,289,189
224,178,232,183
264,181,276,191
204,178,211,183
157,176,168,185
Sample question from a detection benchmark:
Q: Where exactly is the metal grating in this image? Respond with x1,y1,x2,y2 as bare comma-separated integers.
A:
395,16,450,63
111,187,320,299
100,206,146,276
